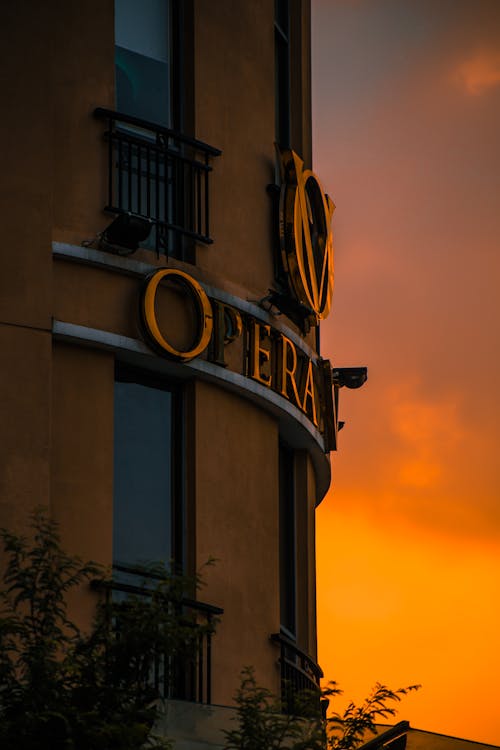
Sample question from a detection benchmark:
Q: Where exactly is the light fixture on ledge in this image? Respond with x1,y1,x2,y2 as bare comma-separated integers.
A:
99,213,153,255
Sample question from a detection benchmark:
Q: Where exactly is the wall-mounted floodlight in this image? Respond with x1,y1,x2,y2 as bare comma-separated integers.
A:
100,213,152,254
332,367,368,389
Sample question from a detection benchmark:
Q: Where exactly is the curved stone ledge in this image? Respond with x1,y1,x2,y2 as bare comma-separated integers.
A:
52,242,318,363
52,319,331,503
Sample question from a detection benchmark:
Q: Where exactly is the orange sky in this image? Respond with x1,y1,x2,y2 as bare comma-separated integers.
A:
312,1,500,743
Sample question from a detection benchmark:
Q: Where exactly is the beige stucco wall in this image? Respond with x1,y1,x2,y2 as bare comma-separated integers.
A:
194,0,276,298
53,260,143,339
51,0,114,246
0,4,53,332
50,343,114,630
0,0,114,533
0,327,52,534
50,344,114,567
0,0,322,713
194,380,281,703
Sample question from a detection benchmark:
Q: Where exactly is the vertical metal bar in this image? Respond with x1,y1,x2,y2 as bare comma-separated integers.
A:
204,158,210,240
164,653,168,699
188,161,195,232
167,150,175,254
153,649,159,694
178,151,184,249
128,140,132,211
108,119,113,207
146,145,151,217
196,166,202,236
155,146,160,255
198,632,204,702
137,144,142,216
182,158,186,236
173,151,178,229
168,151,172,229
184,159,188,234
163,154,170,245
117,136,123,209
284,673,288,711
206,628,212,704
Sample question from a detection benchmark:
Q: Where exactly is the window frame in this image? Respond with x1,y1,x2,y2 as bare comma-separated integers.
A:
113,1,195,262
279,439,297,640
113,363,185,573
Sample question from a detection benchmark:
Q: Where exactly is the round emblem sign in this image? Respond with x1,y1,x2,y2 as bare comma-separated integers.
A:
279,149,335,322
141,268,213,362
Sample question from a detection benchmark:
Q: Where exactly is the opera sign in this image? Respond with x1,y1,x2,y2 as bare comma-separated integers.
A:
140,268,338,450
278,148,335,323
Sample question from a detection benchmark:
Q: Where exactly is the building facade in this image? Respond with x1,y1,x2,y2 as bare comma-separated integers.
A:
0,1,356,745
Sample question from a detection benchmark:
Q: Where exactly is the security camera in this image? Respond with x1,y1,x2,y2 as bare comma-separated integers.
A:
332,367,368,389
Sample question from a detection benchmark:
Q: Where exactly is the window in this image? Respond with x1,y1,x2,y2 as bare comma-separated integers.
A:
279,442,296,638
115,0,179,129
112,1,197,261
274,0,312,164
275,0,291,149
113,366,183,577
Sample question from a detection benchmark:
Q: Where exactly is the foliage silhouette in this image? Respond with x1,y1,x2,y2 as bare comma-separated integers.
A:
224,667,420,750
0,509,217,750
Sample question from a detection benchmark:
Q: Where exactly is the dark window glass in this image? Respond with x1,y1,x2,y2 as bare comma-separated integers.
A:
113,1,194,262
279,442,296,637
113,374,179,571
275,0,290,148
115,0,174,127
275,0,289,32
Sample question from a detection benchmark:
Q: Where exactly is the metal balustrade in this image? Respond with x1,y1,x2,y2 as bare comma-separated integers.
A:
94,564,223,704
271,631,323,716
95,108,221,257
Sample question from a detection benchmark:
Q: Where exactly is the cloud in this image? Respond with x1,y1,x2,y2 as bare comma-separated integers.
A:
327,375,500,542
313,2,500,741
387,382,466,490
316,510,500,743
455,50,500,94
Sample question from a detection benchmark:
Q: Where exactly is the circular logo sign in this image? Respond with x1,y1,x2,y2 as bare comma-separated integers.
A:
279,149,335,322
141,268,213,362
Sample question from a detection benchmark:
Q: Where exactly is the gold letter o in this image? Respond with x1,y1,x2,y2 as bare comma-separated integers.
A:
142,269,213,362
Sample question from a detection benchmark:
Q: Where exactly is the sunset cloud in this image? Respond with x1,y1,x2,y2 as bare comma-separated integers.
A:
388,384,465,489
455,50,500,95
316,511,500,743
312,0,500,742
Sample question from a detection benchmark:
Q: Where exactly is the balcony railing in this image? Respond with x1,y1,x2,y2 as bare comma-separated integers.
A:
95,108,221,257
94,564,223,704
271,632,323,716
